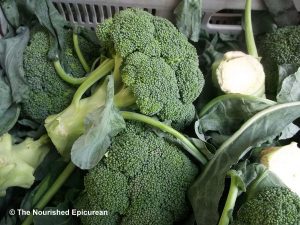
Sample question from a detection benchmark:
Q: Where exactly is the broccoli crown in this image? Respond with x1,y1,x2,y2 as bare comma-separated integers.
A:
96,8,204,127
0,133,50,196
21,26,95,123
257,26,300,94
22,26,76,123
233,187,300,225
76,121,199,225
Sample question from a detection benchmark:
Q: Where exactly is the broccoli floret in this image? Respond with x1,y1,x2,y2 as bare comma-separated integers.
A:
232,187,300,225
21,26,80,123
0,133,50,196
96,8,204,125
257,26,300,95
76,121,199,225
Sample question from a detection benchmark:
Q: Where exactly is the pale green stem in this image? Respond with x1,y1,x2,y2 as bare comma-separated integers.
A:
21,162,76,225
71,59,114,106
245,0,258,57
53,60,86,85
73,33,90,72
121,111,208,165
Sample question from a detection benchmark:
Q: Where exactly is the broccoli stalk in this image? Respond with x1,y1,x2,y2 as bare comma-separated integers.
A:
212,0,265,97
72,31,90,73
244,0,258,58
218,170,242,225
0,134,51,196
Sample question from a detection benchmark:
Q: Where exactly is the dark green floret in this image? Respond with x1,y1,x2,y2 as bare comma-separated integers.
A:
76,121,199,225
258,26,300,95
21,26,97,123
22,27,77,123
232,187,300,225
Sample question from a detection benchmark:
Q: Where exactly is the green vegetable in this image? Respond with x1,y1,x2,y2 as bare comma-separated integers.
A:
76,121,199,225
189,101,300,225
258,26,300,96
96,8,204,127
232,187,300,225
212,0,265,97
45,8,205,159
21,26,94,123
174,0,202,42
0,133,50,196
0,27,29,135
218,162,285,225
22,110,207,225
260,142,300,196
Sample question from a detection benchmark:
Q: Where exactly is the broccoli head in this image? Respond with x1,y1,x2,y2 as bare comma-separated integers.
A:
257,26,300,95
45,9,205,158
21,26,96,123
0,133,50,196
232,187,300,225
96,8,204,127
76,121,199,225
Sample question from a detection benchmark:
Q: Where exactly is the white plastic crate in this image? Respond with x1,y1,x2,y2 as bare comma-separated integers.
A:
51,0,180,28
50,0,300,34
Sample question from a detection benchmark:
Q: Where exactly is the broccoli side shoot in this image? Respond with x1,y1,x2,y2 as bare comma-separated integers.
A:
76,121,199,225
257,26,300,95
21,26,95,123
0,133,50,196
232,187,300,225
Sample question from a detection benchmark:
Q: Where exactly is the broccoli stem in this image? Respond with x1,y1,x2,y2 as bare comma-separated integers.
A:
21,162,76,225
245,0,258,57
91,56,101,71
73,33,90,72
114,87,136,108
218,171,240,225
53,60,87,85
120,111,208,165
72,58,114,106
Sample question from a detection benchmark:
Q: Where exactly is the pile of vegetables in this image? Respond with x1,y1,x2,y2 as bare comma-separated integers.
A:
1,0,300,225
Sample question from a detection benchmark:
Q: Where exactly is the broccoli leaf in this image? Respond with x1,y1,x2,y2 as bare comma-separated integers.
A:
174,0,202,42
71,76,126,170
189,101,300,225
277,67,300,103
263,0,300,26
196,94,276,147
0,26,29,103
0,7,9,37
0,70,20,135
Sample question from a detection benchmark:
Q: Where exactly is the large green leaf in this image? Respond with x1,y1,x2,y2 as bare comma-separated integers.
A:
189,101,300,225
197,94,276,146
0,26,29,103
71,76,126,169
174,0,202,42
263,0,299,26
277,67,300,103
0,70,20,135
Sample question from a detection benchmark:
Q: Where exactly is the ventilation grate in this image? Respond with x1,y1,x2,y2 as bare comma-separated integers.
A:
52,1,160,28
